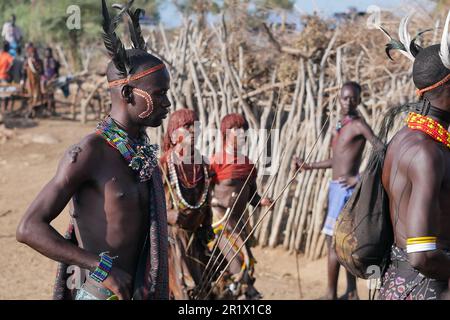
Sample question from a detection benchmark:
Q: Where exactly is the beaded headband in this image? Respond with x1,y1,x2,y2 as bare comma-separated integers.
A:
108,63,166,88
416,73,450,97
102,0,166,90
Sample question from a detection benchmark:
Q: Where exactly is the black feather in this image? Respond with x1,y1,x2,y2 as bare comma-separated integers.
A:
101,0,133,78
409,29,432,57
111,0,134,26
378,24,423,61
113,2,146,50
385,40,406,61
385,44,394,60
378,25,406,61
128,8,147,50
377,25,392,41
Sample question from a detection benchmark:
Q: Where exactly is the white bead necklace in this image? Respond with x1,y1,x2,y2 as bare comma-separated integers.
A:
168,151,210,210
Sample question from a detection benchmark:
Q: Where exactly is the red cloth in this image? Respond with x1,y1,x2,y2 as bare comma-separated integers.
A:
209,151,256,184
0,51,13,81
163,108,197,153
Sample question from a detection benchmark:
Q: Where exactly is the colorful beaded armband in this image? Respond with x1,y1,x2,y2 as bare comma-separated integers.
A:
90,252,116,283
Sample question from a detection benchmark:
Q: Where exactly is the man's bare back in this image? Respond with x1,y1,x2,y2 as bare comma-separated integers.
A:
382,128,450,251
378,106,450,300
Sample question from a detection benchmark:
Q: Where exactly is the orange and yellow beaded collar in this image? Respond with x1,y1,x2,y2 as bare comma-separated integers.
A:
406,112,450,149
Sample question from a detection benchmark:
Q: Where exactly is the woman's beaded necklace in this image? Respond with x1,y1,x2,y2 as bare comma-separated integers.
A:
168,151,209,210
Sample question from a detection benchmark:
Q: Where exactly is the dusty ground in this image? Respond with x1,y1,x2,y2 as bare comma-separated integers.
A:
0,119,369,300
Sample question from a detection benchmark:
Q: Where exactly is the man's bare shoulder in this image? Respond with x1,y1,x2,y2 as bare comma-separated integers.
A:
57,133,107,177
351,117,371,130
393,129,446,174
410,139,445,168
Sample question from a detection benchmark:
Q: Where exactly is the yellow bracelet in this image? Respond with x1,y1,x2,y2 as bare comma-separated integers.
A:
406,236,437,253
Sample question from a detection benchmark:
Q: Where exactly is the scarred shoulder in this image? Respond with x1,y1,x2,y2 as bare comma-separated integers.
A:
55,133,109,184
409,138,446,171
397,129,446,178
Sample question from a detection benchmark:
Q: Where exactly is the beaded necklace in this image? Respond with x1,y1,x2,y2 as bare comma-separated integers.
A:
168,151,210,210
406,112,450,149
172,151,203,188
178,162,203,188
96,116,159,182
336,115,356,132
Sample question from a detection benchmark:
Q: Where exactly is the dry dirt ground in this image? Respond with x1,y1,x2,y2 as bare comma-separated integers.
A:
0,119,369,300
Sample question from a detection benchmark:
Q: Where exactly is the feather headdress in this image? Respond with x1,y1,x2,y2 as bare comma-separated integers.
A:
101,0,148,78
375,10,450,72
112,1,147,50
374,13,432,61
439,10,450,69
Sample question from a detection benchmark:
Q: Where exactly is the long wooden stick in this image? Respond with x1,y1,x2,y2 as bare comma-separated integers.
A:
197,90,281,294
202,113,331,300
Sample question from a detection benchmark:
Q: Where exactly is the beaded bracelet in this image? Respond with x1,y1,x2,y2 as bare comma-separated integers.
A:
89,252,117,283
406,236,437,254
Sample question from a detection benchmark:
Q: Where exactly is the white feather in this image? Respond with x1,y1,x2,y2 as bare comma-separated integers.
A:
376,25,392,41
439,10,450,69
398,14,414,61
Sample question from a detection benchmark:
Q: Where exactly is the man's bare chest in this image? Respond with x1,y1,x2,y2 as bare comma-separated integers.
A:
95,153,150,207
332,128,365,154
